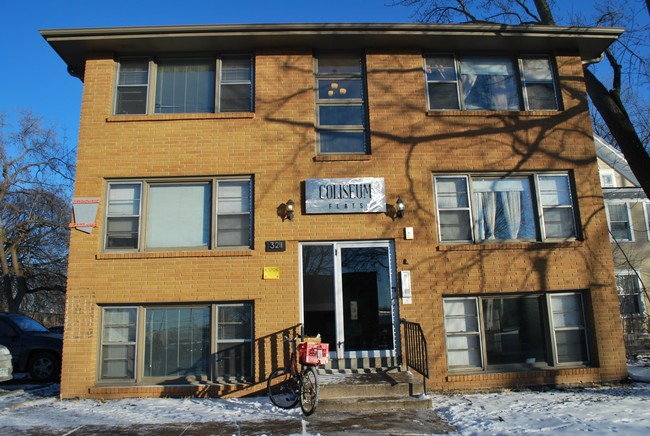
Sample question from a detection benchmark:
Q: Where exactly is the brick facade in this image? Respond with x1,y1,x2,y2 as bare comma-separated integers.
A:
43,24,628,399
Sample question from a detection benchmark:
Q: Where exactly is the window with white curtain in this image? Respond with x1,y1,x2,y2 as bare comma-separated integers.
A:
443,292,590,372
105,177,252,251
114,56,254,115
434,173,577,243
424,54,559,111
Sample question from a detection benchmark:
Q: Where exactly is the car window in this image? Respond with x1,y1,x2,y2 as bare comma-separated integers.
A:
0,320,17,337
11,316,49,333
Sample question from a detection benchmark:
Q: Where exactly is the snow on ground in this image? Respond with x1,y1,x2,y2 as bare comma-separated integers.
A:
0,365,649,434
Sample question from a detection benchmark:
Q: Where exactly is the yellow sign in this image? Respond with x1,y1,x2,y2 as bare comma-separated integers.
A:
263,267,280,280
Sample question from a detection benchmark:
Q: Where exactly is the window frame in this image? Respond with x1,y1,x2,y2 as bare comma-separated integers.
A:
599,169,616,188
433,172,579,244
442,292,590,373
314,53,369,155
104,176,253,252
424,53,560,112
605,201,634,242
99,303,254,384
114,55,254,115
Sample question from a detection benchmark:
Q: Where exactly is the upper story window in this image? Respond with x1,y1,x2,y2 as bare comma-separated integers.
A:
315,54,369,154
114,56,254,115
599,169,616,187
105,177,252,251
433,173,577,244
424,54,559,111
605,202,633,241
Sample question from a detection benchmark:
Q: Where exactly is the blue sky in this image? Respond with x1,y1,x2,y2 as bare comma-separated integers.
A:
0,0,642,148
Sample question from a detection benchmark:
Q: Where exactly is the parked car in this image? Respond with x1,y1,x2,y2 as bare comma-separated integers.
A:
0,313,63,382
47,326,64,334
0,344,12,382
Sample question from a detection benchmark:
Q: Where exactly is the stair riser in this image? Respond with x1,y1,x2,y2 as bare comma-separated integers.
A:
317,398,432,412
319,384,412,400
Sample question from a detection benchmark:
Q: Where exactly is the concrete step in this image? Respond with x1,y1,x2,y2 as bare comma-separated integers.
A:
317,395,432,412
316,370,430,412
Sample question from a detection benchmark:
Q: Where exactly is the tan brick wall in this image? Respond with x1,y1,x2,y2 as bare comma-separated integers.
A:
61,47,627,399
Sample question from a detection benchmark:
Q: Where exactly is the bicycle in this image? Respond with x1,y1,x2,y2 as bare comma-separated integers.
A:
267,331,328,416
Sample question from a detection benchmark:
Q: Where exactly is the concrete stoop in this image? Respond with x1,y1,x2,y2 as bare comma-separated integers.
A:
317,370,431,412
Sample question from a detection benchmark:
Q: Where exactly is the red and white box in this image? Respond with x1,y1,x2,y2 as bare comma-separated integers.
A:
299,342,330,365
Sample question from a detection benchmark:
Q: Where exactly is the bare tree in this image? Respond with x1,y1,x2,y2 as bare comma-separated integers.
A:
1,111,75,313
394,0,650,199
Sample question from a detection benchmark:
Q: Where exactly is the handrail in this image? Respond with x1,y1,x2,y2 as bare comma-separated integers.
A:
400,319,429,393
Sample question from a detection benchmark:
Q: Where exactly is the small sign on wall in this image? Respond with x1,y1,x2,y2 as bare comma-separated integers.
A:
70,197,100,234
401,271,412,304
263,267,280,280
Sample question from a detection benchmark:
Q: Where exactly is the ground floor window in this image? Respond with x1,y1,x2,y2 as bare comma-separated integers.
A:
100,303,253,383
443,292,589,372
616,272,645,316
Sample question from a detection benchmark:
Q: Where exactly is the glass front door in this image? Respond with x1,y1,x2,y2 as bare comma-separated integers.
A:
300,241,398,359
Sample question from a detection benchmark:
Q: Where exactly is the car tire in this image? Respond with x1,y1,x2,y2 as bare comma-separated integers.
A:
28,352,60,382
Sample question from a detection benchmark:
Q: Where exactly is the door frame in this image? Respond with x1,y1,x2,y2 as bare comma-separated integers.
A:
299,240,400,360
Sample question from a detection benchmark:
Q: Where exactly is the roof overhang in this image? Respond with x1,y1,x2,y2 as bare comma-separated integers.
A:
40,23,624,80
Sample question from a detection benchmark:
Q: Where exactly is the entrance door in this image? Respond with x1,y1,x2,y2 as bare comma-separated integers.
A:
300,241,398,359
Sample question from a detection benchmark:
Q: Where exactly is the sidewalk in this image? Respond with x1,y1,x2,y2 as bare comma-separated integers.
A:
3,408,454,435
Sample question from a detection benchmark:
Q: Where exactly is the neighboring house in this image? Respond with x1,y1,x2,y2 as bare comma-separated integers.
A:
42,23,628,400
596,135,650,354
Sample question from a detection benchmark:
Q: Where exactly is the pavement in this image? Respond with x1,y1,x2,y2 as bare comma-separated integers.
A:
4,409,455,435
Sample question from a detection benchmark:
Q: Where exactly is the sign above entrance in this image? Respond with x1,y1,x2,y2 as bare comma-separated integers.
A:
304,177,386,214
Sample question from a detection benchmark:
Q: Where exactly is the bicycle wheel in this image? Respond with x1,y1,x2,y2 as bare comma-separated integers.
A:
267,368,300,409
299,366,319,416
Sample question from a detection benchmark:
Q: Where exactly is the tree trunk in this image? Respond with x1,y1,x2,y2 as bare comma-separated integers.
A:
533,0,556,25
584,68,650,199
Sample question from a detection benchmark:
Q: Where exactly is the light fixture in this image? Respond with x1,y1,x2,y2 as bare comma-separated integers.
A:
286,199,295,221
396,197,405,219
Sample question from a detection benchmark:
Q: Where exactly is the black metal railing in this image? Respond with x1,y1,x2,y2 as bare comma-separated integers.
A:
400,319,429,392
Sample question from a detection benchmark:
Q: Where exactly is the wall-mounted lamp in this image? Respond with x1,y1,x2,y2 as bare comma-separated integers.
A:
396,197,406,219
286,199,295,221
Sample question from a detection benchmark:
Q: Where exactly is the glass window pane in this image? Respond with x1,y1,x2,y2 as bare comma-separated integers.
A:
522,58,553,81
106,217,139,249
539,175,572,206
526,83,557,110
443,298,482,369
482,297,548,366
555,330,588,362
617,274,642,315
101,345,135,379
155,60,215,113
460,57,519,110
217,215,250,246
108,184,141,215
318,79,363,100
101,308,137,380
472,177,536,240
428,83,460,110
146,184,211,248
436,177,469,208
439,210,472,241
144,307,210,378
425,56,456,81
218,181,251,214
319,131,367,153
116,87,148,115
119,59,149,85
543,207,575,238
221,57,251,82
319,105,364,126
220,84,251,112
317,57,361,74
218,306,252,340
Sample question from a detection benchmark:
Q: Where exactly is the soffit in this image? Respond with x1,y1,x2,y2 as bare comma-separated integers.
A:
40,23,624,80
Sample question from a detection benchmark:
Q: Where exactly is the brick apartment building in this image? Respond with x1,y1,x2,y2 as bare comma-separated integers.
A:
42,23,629,399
